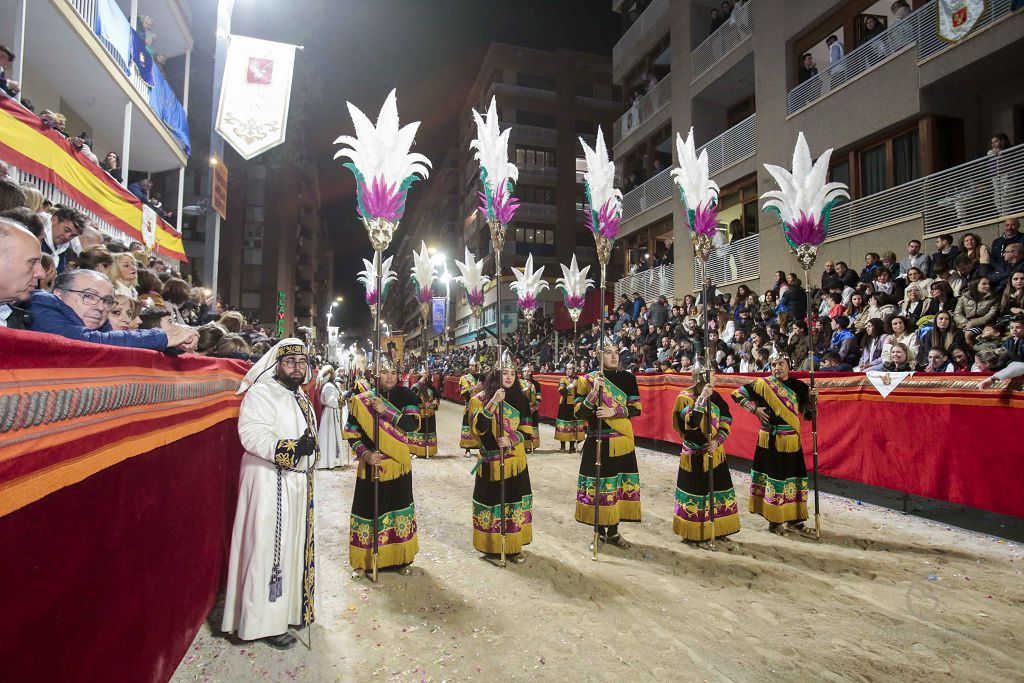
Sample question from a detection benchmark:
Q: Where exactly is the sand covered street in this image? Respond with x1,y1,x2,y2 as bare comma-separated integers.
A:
173,401,1023,682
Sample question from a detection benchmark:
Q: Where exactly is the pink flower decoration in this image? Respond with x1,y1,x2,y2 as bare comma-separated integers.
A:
358,175,405,222
518,293,538,312
784,209,827,248
585,199,622,241
564,293,586,309
467,289,485,307
691,201,719,239
417,286,432,305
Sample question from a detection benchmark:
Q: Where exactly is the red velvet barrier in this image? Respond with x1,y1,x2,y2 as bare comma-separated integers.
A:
0,330,248,683
444,372,1024,518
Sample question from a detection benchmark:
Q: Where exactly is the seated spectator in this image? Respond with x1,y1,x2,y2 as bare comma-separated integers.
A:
0,177,27,212
960,232,990,269
834,261,859,289
976,349,1024,388
1,206,45,238
42,206,87,273
879,251,901,280
947,344,973,372
0,218,45,330
161,277,191,325
1000,271,1024,317
820,351,853,372
136,267,163,300
989,244,1024,292
74,245,113,274
100,152,123,183
881,315,920,365
75,226,104,252
899,240,931,281
826,292,845,318
921,310,964,360
128,178,152,203
866,292,897,324
38,253,57,290
1004,316,1024,363
858,252,880,287
780,274,807,320
881,342,913,371
827,315,860,367
218,310,246,334
138,305,170,330
949,255,977,297
208,334,252,360
108,295,140,331
108,252,139,298
929,234,960,277
19,185,45,212
0,43,21,97
29,269,197,350
953,277,999,344
196,322,228,353
923,348,953,373
928,280,958,314
991,218,1023,265
872,267,903,300
855,319,886,371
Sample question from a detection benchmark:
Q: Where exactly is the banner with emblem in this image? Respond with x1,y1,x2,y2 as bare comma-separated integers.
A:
937,0,986,42
215,35,298,160
140,203,158,252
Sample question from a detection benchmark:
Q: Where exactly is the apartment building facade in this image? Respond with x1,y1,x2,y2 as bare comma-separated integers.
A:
611,0,1023,302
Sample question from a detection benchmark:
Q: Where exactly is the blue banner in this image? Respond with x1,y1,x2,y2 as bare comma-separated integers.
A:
130,28,154,86
149,64,191,156
94,0,132,74
431,298,446,335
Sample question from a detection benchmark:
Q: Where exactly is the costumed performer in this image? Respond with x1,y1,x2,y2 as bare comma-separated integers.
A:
317,365,348,469
459,359,482,457
555,362,584,451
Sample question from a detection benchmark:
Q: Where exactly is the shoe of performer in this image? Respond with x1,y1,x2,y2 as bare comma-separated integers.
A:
265,632,297,650
605,534,632,550
510,553,526,565
768,522,785,535
787,521,806,530
396,565,414,576
568,444,576,453
560,444,565,452
350,568,366,580
464,449,473,458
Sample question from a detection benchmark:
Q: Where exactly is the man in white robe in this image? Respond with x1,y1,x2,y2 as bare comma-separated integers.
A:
317,365,348,469
222,338,319,650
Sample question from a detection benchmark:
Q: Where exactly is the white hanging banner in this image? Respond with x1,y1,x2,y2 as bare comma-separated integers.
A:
937,0,986,42
140,203,158,252
866,370,914,398
215,35,298,160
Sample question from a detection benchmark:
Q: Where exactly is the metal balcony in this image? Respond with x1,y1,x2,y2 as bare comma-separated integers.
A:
614,77,671,146
691,0,754,82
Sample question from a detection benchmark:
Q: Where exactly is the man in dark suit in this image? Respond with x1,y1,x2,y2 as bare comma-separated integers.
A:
0,219,44,329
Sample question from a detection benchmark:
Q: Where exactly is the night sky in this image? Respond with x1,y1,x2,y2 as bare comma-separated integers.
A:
233,0,622,331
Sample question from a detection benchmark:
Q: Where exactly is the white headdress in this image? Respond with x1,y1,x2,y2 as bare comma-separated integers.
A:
237,337,310,394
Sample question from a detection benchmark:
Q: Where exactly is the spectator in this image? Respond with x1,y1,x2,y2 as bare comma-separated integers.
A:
1003,316,1024,363
949,255,977,297
798,53,818,83
218,310,246,334
929,234,960,277
0,44,20,96
858,252,881,286
108,252,140,298
921,311,964,360
128,178,152,203
827,35,845,66
899,239,931,279
75,226,104,253
1000,271,1024,317
75,245,113,274
820,351,853,372
991,218,1023,266
1,206,44,238
69,133,98,165
108,295,140,331
988,133,1013,217
0,177,27,211
882,315,920,365
834,260,859,289
138,305,171,330
709,8,725,34
989,244,1024,292
891,1,912,21
29,270,197,350
780,275,807,320
208,334,253,360
19,185,44,212
827,315,859,367
923,348,953,373
648,295,669,327
856,318,887,371
953,277,999,343
41,206,86,273
100,152,123,184
881,342,913,371
196,322,228,354
0,219,45,329
861,15,885,42
928,280,958,314
161,277,191,325
960,232,990,269
948,344,973,372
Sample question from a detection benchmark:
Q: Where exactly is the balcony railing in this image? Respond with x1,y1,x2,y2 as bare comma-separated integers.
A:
517,202,557,221
612,0,670,65
575,94,621,111
490,82,557,101
698,113,757,176
620,167,674,224
68,0,189,153
787,0,1016,114
509,123,557,146
691,0,754,82
614,77,671,146
518,166,558,180
827,143,1024,241
614,263,675,302
696,232,760,288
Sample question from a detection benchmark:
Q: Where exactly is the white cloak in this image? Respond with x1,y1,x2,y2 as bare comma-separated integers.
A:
221,380,314,641
317,382,347,469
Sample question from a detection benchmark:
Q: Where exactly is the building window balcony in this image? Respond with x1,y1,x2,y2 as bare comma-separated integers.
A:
614,76,671,146
613,0,670,66
691,0,754,83
827,143,1024,241
695,232,760,289
614,263,675,303
787,0,1017,115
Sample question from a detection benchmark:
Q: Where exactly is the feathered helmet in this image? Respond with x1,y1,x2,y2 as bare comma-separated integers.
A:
496,347,516,371
692,364,710,387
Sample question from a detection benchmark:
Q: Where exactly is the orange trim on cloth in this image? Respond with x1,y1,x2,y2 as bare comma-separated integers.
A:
0,406,238,518
0,97,186,261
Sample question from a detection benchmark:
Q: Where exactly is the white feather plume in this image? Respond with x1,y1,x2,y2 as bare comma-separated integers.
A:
761,132,849,225
356,252,398,301
556,255,594,301
671,127,719,210
453,247,490,300
470,96,518,192
411,241,436,292
578,126,622,216
509,253,549,300
333,88,432,187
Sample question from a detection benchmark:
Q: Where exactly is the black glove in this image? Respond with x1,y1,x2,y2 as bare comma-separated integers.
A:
295,430,317,457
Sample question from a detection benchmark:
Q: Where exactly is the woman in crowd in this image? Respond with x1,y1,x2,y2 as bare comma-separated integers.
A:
928,280,958,314
866,292,897,324
903,266,931,299
760,290,778,322
671,370,739,543
574,343,643,549
855,319,886,371
770,270,788,298
20,185,44,212
1000,272,1024,317
469,354,533,563
959,232,990,267
845,292,868,325
218,310,245,334
921,310,964,361
899,283,929,324
953,277,999,344
161,278,192,325
100,152,122,183
208,334,252,360
881,342,914,372
882,315,920,366
108,252,139,298
108,295,140,331
948,344,974,372
316,366,347,470
195,322,227,354
923,348,954,373
76,245,113,274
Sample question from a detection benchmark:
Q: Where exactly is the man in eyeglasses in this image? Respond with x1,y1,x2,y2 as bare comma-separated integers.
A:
29,269,198,350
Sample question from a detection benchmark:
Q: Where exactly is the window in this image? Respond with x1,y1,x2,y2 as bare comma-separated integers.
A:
717,178,759,240
515,72,556,91
575,157,588,184
244,221,264,241
575,119,598,135
245,205,264,222
518,185,555,205
892,130,920,186
515,146,555,168
514,222,555,256
241,292,261,309
860,144,887,196
242,248,262,266
241,265,262,289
